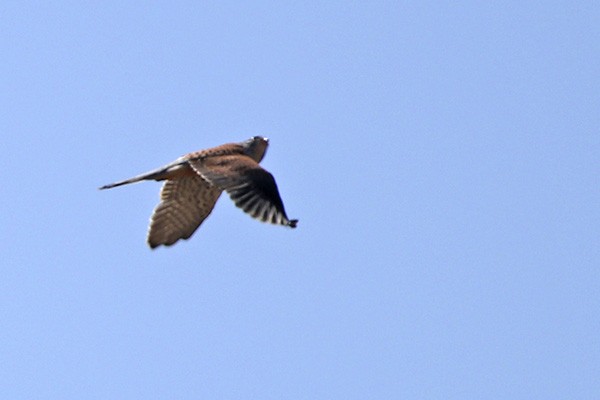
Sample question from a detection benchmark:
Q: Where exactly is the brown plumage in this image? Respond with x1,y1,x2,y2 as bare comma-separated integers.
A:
100,137,297,248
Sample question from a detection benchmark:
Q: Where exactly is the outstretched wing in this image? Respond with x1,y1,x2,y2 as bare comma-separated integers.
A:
147,174,222,248
188,156,297,227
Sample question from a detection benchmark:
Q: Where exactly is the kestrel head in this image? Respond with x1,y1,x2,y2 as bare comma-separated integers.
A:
242,136,269,163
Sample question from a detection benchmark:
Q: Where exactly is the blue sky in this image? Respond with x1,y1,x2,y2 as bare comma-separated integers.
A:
1,1,599,399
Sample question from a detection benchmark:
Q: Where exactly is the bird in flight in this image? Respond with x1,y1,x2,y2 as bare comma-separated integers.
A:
100,136,297,248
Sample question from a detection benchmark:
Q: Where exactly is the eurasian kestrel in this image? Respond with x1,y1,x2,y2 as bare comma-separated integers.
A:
100,136,297,248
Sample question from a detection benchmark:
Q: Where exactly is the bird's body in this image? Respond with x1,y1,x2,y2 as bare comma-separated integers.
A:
100,137,297,248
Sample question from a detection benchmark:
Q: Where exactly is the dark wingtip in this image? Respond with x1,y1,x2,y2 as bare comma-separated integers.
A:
288,219,298,228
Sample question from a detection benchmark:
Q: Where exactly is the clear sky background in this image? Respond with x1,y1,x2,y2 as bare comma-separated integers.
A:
2,1,599,399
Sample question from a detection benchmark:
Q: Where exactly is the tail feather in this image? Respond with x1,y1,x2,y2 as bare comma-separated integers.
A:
99,158,191,190
99,166,173,190
99,176,147,189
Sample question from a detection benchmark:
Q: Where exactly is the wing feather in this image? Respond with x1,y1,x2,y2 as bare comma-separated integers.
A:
147,175,222,248
188,156,297,228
